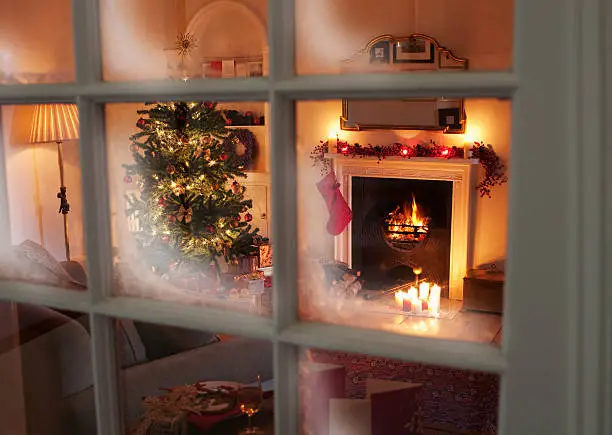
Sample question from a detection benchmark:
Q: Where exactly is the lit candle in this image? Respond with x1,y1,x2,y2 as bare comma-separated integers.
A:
395,291,406,309
411,298,422,314
419,282,430,300
329,133,338,151
429,284,441,315
407,286,418,301
402,298,412,312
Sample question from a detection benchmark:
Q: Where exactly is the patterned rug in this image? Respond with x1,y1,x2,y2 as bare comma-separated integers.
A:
309,349,499,434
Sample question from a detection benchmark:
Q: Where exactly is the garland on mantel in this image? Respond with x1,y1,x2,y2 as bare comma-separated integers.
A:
311,140,508,198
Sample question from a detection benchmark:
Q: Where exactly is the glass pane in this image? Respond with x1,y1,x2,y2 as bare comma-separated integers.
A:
99,0,268,81
0,301,96,434
106,101,273,316
300,347,500,434
0,104,88,289
0,0,75,84
117,319,273,434
295,0,513,75
297,98,510,344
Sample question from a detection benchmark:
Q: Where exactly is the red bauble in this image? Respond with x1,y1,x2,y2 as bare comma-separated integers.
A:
400,146,410,157
204,101,214,109
244,213,253,222
137,118,146,127
219,152,228,161
235,215,241,221
158,197,165,206
166,165,176,175
123,175,133,184
205,225,215,234
162,235,169,243
253,117,261,125
225,118,233,125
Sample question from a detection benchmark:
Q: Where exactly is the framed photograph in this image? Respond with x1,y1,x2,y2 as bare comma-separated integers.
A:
248,62,263,77
369,41,390,64
222,60,235,78
437,107,463,131
235,61,248,78
393,38,435,63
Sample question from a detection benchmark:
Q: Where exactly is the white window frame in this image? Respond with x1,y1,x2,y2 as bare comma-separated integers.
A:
0,0,610,434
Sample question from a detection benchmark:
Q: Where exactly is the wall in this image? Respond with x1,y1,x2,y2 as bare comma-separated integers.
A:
294,0,514,269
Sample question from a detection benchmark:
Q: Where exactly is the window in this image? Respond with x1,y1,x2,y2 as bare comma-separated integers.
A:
0,0,609,434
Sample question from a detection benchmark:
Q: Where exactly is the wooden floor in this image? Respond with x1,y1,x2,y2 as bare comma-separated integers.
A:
337,296,503,345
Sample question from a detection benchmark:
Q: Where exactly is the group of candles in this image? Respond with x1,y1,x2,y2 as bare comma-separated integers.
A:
395,282,441,316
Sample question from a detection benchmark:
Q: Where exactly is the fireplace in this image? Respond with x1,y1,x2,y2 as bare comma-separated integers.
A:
351,177,453,293
330,154,478,299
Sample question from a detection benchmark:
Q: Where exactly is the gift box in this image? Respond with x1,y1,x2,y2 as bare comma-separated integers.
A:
259,244,273,268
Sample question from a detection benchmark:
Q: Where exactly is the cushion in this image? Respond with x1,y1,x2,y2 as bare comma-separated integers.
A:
74,315,147,368
0,240,86,290
134,322,219,361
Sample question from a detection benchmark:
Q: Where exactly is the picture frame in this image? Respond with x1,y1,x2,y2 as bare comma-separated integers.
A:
248,61,263,77
393,38,435,63
369,41,390,64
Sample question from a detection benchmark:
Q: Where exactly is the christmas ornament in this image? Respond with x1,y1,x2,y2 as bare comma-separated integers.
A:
137,118,146,128
241,206,248,213
162,235,169,243
158,197,166,206
123,175,133,184
130,143,140,153
231,181,241,194
172,184,186,196
204,101,214,110
234,215,241,221
230,220,239,229
175,32,197,58
194,147,204,158
205,225,215,234
219,152,228,161
244,213,253,222
168,215,177,223
166,165,176,175
317,171,352,235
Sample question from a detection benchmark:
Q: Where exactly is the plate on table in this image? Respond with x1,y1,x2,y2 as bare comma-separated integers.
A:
193,381,241,415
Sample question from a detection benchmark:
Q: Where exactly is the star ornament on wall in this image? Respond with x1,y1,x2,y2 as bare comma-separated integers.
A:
175,32,197,58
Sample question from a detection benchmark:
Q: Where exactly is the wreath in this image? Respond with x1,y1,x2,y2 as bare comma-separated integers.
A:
223,129,258,169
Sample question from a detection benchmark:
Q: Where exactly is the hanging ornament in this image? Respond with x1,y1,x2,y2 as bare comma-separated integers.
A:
137,118,146,128
166,165,176,175
219,152,228,161
129,143,140,153
194,147,204,159
175,32,197,58
158,197,166,206
230,220,239,229
241,206,248,213
244,213,253,222
162,235,170,243
204,101,214,110
173,184,186,196
168,215,177,223
234,215,241,222
231,181,241,194
202,136,212,146
123,175,133,184
205,224,215,234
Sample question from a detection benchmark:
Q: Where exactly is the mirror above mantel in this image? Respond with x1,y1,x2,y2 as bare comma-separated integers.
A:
340,34,468,134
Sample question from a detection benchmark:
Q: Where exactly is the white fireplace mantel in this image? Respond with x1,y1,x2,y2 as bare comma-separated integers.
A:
328,154,479,300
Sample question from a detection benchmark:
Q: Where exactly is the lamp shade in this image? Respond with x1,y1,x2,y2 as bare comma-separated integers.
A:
30,104,79,143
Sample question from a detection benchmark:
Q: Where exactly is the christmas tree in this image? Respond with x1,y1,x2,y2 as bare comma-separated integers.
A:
124,101,259,276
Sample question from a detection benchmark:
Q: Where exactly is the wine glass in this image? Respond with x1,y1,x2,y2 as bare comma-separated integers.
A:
238,375,264,434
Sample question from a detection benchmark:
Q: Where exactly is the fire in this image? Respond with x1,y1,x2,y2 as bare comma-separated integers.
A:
384,194,430,243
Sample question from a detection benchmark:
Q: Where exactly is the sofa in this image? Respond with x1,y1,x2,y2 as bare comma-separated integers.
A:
0,241,273,435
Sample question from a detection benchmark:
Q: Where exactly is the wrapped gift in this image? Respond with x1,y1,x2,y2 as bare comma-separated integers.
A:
259,243,273,268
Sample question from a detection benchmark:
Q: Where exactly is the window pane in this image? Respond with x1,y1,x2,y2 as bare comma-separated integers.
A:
116,319,273,434
106,102,273,316
0,104,88,289
295,0,513,75
297,98,509,344
0,0,75,84
300,347,500,434
99,0,268,81
0,301,96,434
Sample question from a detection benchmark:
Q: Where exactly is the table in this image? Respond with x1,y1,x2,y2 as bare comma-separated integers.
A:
188,397,274,434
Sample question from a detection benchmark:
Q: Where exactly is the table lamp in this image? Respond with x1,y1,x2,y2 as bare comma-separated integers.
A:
29,104,79,262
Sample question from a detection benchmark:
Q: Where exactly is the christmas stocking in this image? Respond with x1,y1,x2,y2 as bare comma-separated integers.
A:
316,171,352,235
